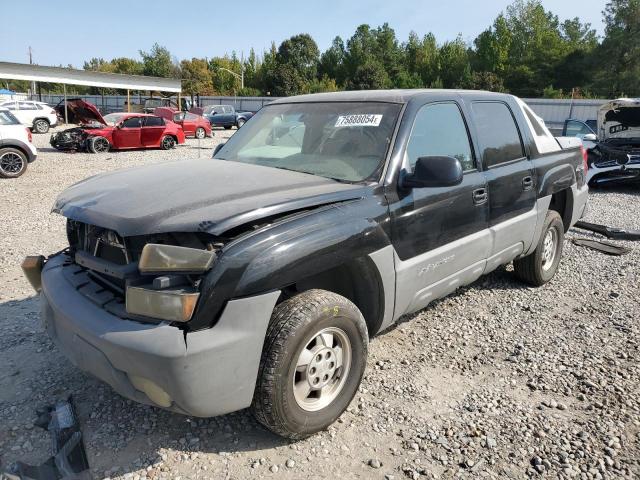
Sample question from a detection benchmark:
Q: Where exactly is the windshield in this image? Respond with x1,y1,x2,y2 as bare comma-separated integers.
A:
103,113,125,126
213,102,402,182
0,110,20,125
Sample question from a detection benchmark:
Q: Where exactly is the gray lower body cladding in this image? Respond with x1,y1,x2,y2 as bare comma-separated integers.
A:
41,254,280,417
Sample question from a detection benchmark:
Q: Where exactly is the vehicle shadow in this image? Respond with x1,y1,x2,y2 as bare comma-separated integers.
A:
0,295,291,478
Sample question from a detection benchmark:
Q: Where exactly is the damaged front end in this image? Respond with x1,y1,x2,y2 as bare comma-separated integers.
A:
59,220,224,325
588,98,640,185
50,127,89,151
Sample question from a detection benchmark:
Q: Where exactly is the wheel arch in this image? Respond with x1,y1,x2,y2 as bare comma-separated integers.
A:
292,255,387,336
549,188,573,232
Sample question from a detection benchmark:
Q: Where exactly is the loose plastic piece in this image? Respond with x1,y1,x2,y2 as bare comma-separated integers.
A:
574,220,640,241
572,238,632,256
2,396,90,480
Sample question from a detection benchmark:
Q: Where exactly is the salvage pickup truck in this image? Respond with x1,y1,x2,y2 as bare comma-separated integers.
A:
24,90,588,439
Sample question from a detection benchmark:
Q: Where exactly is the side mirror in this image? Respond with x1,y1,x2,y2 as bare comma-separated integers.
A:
212,143,226,158
401,156,464,189
582,133,597,142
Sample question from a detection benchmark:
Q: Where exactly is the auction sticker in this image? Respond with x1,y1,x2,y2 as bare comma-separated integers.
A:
335,114,383,127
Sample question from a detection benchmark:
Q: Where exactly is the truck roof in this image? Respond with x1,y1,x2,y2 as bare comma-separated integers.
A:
270,89,513,105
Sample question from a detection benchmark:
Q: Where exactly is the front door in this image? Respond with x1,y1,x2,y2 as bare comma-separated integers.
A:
469,101,537,268
388,101,490,318
141,116,165,146
113,116,142,148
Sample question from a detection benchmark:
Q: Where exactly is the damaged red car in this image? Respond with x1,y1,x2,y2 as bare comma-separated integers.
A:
50,100,186,153
154,107,212,139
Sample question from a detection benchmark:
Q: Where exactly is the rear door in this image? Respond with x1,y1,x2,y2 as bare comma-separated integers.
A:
469,101,536,269
388,100,490,317
113,116,142,148
141,116,166,146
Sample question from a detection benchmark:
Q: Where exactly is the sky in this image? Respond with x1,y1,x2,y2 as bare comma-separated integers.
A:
0,0,607,68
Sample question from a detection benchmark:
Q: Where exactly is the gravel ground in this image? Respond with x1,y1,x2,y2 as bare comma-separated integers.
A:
0,130,639,479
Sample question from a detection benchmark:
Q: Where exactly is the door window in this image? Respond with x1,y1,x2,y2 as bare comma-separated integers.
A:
472,102,525,168
18,102,37,110
565,120,594,138
1,102,17,110
143,116,164,127
406,102,475,171
122,117,142,128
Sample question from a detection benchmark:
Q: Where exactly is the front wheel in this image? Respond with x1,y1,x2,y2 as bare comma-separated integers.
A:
513,210,564,286
161,135,176,150
88,136,110,153
252,289,368,439
236,119,245,129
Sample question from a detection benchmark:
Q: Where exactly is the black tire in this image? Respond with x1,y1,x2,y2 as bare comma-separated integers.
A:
32,118,50,134
514,210,564,286
236,118,245,129
195,127,206,139
161,135,176,150
87,136,110,154
0,147,28,178
223,125,232,130
252,289,368,439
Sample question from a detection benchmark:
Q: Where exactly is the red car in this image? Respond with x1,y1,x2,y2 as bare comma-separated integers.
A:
154,107,212,139
50,100,186,153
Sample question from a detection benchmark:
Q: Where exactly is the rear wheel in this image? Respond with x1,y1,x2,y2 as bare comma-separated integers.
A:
224,125,232,130
252,289,368,439
161,135,176,150
0,148,28,178
33,119,50,134
88,136,110,153
195,127,206,139
514,210,564,286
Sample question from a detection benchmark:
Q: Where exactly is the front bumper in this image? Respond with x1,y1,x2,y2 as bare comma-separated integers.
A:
587,163,640,185
40,254,279,417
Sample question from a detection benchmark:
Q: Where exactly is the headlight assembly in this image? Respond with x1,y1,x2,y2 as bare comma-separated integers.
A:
126,286,199,322
138,244,216,274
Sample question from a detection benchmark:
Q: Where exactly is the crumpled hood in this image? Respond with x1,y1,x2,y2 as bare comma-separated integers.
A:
53,159,367,236
55,99,106,126
598,98,640,140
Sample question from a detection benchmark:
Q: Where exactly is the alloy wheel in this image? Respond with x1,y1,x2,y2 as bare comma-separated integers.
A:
292,327,352,412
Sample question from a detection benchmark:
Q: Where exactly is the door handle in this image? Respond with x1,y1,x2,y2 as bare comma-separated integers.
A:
472,188,488,205
522,176,534,191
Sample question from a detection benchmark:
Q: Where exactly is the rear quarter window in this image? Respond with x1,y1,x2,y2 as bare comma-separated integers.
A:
472,102,525,168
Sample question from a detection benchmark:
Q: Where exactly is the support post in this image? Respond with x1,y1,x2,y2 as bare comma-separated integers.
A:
63,84,68,124
127,89,131,112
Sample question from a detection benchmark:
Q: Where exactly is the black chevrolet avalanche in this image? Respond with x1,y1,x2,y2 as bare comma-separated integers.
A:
24,90,588,439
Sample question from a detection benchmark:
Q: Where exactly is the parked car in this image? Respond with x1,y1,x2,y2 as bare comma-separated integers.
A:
203,105,253,129
563,99,640,185
24,90,587,439
0,108,38,178
154,107,212,139
143,97,192,114
0,100,57,134
50,100,186,153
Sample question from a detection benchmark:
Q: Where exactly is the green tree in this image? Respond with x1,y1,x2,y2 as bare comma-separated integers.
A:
347,61,390,90
180,58,213,95
592,0,640,96
139,44,180,78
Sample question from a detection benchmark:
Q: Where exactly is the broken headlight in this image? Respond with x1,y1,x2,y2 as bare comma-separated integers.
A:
126,244,216,322
138,243,216,273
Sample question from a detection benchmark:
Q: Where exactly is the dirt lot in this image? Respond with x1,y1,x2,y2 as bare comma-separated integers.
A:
0,128,639,479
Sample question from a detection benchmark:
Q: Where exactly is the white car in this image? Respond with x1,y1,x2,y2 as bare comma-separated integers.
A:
0,108,38,178
0,100,58,134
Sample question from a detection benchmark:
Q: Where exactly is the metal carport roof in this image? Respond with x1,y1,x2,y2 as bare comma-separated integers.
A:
0,61,181,93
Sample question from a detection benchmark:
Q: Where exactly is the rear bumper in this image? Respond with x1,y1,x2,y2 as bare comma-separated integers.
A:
40,254,279,417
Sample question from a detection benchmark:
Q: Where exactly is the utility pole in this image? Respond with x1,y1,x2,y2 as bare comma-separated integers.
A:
29,46,37,99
